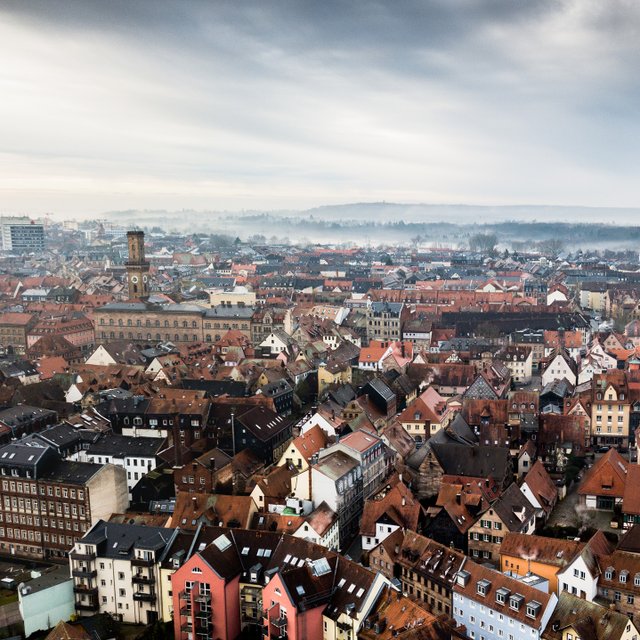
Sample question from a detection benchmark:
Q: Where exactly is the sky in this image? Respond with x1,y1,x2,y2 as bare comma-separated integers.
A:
1,0,640,217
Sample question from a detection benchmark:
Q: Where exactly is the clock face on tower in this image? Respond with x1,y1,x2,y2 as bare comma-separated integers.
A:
131,275,139,284
143,275,148,283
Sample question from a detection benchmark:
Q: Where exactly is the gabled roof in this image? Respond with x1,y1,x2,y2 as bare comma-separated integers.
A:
578,448,628,498
622,464,640,516
522,460,558,515
360,482,423,536
499,532,584,570
544,591,635,640
44,621,91,640
491,483,536,532
289,424,329,461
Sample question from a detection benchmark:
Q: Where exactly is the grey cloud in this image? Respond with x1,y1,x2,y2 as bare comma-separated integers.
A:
1,0,640,215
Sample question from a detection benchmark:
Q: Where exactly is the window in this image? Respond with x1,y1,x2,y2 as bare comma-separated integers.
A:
477,580,489,596
496,589,508,605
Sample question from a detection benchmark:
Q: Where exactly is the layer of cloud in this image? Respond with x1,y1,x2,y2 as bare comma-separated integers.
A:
1,0,639,216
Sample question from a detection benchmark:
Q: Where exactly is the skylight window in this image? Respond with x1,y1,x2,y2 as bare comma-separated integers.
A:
213,534,232,552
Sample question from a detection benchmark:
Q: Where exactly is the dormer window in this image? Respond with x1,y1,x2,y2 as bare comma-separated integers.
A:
509,594,523,611
620,571,628,584
526,602,541,619
605,567,614,580
477,579,490,596
634,573,640,587
496,587,509,605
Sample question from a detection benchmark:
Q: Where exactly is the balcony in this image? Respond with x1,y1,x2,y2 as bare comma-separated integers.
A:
72,569,97,579
194,593,211,603
73,585,98,596
180,623,192,633
75,601,99,612
195,608,212,619
131,557,154,567
271,616,288,629
70,551,96,561
132,574,155,585
133,591,156,602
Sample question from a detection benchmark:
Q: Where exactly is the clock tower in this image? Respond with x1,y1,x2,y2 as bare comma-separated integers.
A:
126,230,150,300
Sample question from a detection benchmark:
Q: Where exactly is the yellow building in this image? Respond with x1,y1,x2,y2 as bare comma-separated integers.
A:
590,370,631,447
318,361,352,395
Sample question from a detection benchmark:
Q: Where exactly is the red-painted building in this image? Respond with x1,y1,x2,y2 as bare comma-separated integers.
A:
262,562,334,640
171,533,241,640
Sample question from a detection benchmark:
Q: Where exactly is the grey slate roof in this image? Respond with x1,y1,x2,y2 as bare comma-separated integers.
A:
80,520,175,557
86,434,164,458
40,459,104,485
0,405,57,427
430,442,511,480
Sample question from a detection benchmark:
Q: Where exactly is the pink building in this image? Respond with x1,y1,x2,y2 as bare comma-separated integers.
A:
262,561,334,640
171,533,241,640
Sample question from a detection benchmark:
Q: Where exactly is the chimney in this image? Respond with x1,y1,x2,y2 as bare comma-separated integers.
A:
456,492,461,505
402,497,406,507
209,457,216,470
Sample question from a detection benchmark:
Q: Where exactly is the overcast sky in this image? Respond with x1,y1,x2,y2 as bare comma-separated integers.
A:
1,0,639,217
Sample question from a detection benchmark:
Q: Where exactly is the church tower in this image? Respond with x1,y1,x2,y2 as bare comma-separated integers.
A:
126,230,150,300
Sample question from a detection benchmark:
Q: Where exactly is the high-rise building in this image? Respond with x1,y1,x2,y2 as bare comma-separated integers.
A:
126,230,150,300
0,216,45,252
